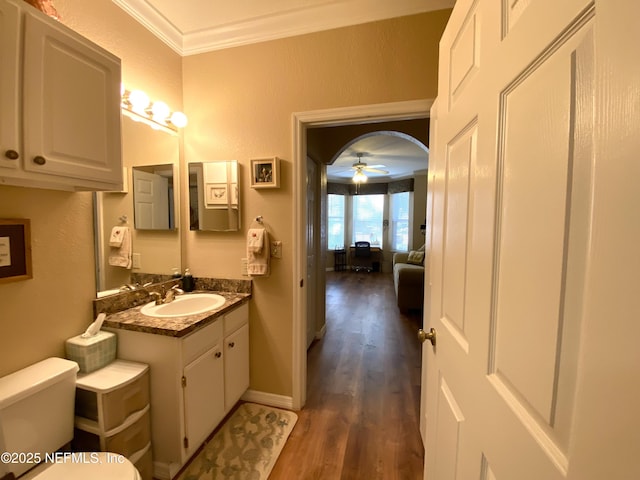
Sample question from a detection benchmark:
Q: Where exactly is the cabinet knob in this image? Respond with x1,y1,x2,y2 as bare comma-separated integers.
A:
4,150,19,160
33,155,47,165
228,342,235,348
215,351,222,359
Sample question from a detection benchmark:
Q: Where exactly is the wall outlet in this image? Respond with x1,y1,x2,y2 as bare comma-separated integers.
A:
271,241,282,258
132,252,142,269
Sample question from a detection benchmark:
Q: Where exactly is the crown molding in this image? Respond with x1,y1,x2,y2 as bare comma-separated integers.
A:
114,0,455,56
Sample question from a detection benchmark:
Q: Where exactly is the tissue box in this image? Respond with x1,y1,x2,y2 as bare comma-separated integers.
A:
65,331,116,373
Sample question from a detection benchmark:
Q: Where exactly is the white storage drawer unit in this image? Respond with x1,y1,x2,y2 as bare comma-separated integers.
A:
73,360,152,480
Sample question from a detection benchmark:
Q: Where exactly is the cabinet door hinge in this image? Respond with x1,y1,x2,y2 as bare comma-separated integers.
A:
181,376,187,388
184,437,189,449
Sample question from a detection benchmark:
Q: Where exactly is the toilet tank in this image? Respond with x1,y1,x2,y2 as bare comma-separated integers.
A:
0,358,79,477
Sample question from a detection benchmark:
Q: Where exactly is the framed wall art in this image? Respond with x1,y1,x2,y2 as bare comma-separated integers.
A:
250,157,280,189
0,219,32,284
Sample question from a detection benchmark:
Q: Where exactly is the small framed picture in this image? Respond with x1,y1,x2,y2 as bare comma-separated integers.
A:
0,218,32,284
250,157,280,189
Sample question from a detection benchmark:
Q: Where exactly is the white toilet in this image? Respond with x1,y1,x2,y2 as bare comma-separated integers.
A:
0,357,141,479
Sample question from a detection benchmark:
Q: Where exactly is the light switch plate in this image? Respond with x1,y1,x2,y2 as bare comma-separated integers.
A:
132,252,141,269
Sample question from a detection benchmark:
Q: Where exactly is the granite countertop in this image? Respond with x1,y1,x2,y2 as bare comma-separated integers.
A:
103,291,251,338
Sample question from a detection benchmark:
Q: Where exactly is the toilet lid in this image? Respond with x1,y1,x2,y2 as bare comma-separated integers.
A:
21,452,140,480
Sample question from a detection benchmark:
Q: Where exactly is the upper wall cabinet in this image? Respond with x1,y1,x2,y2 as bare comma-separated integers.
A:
0,0,123,191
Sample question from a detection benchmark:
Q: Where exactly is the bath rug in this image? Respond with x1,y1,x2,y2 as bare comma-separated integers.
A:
177,402,298,480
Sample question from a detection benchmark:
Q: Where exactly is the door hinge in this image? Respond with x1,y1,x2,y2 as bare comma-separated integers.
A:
300,278,304,287
183,437,189,449
181,376,187,388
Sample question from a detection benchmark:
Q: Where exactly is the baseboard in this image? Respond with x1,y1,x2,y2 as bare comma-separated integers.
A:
315,323,327,340
242,389,295,410
153,460,180,480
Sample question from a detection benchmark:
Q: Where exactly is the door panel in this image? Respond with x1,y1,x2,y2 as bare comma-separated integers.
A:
491,24,594,450
424,0,596,479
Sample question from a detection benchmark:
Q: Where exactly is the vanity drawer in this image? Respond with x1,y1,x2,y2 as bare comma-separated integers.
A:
224,303,248,335
182,319,223,365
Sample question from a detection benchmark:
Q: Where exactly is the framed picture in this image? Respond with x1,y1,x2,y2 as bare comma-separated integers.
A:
204,183,229,207
250,157,280,189
0,219,32,284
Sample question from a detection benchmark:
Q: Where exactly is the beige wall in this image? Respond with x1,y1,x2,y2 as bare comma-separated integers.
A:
182,10,451,396
0,0,182,377
0,3,450,398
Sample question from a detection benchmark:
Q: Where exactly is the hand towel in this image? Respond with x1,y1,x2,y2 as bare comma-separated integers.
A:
247,228,265,253
109,226,126,247
108,226,132,269
247,229,270,276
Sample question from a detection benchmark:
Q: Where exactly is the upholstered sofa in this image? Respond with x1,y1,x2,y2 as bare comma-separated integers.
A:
392,249,425,312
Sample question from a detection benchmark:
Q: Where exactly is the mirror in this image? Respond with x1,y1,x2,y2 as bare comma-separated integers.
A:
132,164,176,230
94,115,181,297
188,161,240,231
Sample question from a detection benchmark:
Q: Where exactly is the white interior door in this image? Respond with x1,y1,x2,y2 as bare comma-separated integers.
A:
133,168,169,229
422,0,640,479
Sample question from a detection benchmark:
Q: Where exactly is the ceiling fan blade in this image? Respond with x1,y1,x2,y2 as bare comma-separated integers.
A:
363,164,386,169
363,167,389,174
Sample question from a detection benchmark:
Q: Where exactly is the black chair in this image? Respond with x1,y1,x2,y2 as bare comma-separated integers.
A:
352,241,372,272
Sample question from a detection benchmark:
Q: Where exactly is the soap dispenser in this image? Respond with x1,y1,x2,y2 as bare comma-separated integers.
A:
182,268,194,292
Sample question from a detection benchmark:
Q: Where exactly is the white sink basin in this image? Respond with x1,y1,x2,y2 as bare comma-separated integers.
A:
141,293,226,318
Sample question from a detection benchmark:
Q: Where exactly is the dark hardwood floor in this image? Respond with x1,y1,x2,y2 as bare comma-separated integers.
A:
270,271,424,480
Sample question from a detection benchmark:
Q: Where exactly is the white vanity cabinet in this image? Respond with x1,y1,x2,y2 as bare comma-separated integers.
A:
0,0,122,191
108,302,250,480
223,309,250,410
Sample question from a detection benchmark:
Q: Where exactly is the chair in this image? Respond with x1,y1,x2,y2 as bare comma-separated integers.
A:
352,241,372,272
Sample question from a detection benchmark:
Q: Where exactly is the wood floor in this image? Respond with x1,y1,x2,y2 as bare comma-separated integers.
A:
270,271,425,480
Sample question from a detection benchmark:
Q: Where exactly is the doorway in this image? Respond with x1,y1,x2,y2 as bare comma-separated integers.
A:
292,99,433,410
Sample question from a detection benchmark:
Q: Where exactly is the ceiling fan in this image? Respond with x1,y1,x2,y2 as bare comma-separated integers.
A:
351,153,388,183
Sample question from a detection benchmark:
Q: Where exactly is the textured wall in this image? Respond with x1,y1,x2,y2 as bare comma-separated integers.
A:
0,0,182,376
182,10,451,396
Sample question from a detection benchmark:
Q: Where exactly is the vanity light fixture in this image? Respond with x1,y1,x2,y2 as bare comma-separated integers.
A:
121,86,188,134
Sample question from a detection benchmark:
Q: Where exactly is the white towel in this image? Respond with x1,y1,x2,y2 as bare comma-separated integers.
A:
108,226,132,269
109,226,126,247
247,229,270,276
247,228,265,253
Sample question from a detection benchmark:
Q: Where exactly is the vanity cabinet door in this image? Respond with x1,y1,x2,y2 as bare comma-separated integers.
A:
182,345,224,456
22,10,122,188
0,0,20,171
224,323,250,410
0,0,122,191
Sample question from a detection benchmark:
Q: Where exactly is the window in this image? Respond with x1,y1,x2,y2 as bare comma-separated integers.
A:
352,194,384,247
327,194,345,249
390,191,410,251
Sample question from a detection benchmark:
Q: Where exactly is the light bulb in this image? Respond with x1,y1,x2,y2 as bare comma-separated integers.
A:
151,101,170,122
170,111,188,128
353,170,367,183
128,90,150,113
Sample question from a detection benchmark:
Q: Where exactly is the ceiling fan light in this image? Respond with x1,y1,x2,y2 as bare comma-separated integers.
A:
353,170,368,183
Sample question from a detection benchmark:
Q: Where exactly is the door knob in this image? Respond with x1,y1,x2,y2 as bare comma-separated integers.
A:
33,155,46,165
418,327,436,346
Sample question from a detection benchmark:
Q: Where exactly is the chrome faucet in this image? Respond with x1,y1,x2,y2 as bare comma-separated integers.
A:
164,285,184,303
148,284,184,305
